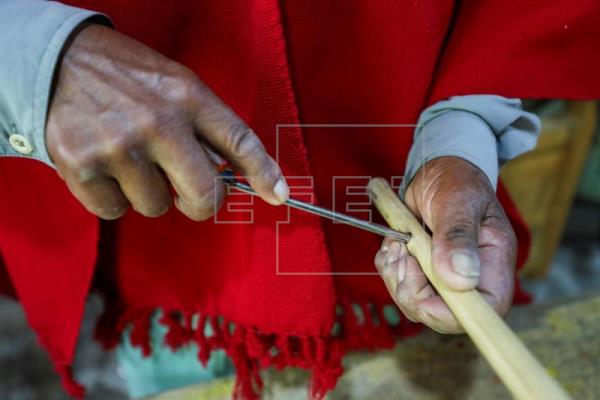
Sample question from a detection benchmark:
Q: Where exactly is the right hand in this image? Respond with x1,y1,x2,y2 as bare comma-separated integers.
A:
373,157,516,333
46,24,288,220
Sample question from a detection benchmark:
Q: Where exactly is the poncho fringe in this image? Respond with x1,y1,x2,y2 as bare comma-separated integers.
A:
75,300,422,400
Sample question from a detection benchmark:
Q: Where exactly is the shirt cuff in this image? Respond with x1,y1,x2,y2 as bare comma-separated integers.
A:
0,0,112,166
400,95,541,197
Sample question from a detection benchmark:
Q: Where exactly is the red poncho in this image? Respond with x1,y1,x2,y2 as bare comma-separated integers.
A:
0,1,598,398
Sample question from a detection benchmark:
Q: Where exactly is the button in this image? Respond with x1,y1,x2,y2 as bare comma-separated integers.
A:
8,134,33,155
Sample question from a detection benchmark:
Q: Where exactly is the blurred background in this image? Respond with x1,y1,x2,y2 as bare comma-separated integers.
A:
1,101,599,399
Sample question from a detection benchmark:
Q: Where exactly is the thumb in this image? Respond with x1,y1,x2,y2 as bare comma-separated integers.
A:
431,201,483,291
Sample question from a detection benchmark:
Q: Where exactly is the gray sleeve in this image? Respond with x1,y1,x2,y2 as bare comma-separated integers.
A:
0,0,111,166
400,95,541,196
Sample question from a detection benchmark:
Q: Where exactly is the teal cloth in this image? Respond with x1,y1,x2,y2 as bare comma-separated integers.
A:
116,312,234,399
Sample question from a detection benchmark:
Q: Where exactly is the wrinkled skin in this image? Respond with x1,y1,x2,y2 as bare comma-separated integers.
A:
374,157,517,333
47,25,289,220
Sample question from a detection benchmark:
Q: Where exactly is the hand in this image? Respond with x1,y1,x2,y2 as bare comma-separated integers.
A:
46,24,288,220
374,157,516,333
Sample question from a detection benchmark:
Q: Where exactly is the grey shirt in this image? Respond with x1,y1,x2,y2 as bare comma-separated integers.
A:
0,0,110,165
401,95,541,195
0,0,541,191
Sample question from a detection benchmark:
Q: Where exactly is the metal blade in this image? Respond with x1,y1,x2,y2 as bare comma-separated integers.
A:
222,172,410,243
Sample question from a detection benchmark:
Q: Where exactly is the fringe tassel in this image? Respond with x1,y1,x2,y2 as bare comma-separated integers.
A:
90,300,420,400
127,309,153,357
195,314,210,365
161,311,194,351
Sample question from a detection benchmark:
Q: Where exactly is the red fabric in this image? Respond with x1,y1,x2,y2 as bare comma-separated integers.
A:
430,0,600,102
0,0,599,398
0,159,98,380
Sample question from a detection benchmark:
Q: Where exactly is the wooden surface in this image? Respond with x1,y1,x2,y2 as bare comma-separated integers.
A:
147,293,600,400
367,178,569,400
501,101,597,277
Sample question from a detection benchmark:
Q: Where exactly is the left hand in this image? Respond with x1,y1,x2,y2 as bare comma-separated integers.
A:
374,156,517,333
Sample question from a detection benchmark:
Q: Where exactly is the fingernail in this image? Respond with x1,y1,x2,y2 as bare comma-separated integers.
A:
451,252,480,278
386,241,401,264
273,177,289,203
381,243,389,252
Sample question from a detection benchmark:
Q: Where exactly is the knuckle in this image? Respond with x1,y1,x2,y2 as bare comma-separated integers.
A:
175,66,200,89
226,121,261,160
444,221,477,243
53,131,148,174
136,108,170,136
137,109,187,145
101,139,134,163
173,65,197,83
75,166,102,185
136,108,161,132
51,141,96,171
184,184,224,221
396,290,414,309
167,66,202,105
62,139,135,174
68,155,104,179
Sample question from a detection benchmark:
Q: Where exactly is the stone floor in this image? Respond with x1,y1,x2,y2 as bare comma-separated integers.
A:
1,201,599,399
0,295,127,400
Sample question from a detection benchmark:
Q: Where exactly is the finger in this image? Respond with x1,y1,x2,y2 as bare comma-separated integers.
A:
476,224,516,317
415,288,509,334
387,240,468,333
380,236,400,252
431,192,485,291
109,153,172,217
393,244,435,323
190,84,288,205
416,224,515,332
62,169,129,219
375,240,402,292
414,295,463,334
150,127,225,221
375,242,414,321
